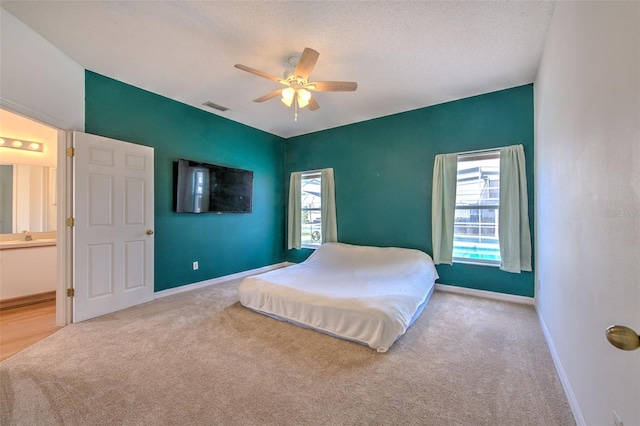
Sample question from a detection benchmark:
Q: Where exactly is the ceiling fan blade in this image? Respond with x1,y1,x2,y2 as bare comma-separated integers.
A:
295,48,319,79
253,89,283,103
235,64,285,83
308,96,320,111
308,81,357,92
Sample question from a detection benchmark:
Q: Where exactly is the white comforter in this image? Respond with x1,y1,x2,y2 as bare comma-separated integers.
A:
237,242,438,352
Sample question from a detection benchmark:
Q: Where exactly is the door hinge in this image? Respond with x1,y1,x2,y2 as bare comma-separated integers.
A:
67,288,75,298
66,217,75,227
67,147,75,157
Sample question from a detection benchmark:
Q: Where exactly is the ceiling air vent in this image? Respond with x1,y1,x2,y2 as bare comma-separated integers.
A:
202,101,229,112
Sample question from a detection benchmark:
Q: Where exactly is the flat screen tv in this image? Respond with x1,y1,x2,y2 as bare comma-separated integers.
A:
175,158,253,213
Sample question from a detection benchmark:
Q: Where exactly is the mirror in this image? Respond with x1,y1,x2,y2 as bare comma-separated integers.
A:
0,164,57,234
1,107,59,236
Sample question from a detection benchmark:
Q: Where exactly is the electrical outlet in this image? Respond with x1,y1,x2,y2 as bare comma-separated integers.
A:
614,410,623,426
192,261,199,271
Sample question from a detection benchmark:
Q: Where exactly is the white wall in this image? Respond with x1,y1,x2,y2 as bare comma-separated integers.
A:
0,8,84,130
1,7,84,325
535,2,639,425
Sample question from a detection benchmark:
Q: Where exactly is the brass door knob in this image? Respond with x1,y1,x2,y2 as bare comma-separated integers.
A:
146,230,154,235
606,325,640,351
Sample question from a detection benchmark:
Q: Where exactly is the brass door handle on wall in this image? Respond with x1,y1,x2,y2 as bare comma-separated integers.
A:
606,325,640,351
146,230,154,235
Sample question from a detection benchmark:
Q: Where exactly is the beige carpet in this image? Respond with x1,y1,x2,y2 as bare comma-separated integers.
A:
0,279,574,425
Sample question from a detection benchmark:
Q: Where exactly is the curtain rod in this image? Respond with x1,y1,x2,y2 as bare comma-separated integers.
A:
458,147,502,155
437,147,503,157
294,168,324,174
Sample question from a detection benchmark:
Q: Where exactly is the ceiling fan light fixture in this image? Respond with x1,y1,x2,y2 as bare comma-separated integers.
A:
281,87,295,107
297,89,311,108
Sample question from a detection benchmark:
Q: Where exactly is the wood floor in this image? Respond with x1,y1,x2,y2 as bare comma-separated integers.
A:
0,300,61,361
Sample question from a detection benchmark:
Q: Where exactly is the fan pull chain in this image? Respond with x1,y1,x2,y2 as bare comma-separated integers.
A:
294,96,298,122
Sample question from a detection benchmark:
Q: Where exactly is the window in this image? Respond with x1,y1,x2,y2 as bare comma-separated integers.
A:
432,145,530,271
301,171,322,248
453,150,501,266
288,168,337,250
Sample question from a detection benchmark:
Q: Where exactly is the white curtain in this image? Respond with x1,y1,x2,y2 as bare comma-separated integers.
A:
431,153,458,265
287,172,302,250
320,168,338,243
498,144,532,273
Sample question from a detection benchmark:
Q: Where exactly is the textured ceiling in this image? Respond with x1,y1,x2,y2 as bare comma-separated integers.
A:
1,1,554,138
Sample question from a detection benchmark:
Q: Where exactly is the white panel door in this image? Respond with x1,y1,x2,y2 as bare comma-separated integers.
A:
73,131,154,322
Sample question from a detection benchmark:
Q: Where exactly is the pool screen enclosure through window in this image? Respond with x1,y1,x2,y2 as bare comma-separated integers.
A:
453,150,501,265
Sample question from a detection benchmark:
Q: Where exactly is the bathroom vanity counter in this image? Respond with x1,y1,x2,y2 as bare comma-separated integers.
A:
0,239,57,249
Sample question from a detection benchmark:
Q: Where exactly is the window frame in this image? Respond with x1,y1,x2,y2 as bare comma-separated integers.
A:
300,171,323,249
452,150,501,267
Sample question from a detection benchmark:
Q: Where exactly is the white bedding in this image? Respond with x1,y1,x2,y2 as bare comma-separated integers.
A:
237,242,438,352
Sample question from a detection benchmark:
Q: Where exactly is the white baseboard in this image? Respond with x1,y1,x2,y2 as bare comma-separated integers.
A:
536,309,585,426
154,262,291,299
434,283,535,305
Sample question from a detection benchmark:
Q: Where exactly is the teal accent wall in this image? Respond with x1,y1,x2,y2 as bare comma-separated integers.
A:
84,73,534,297
285,85,535,297
85,71,285,292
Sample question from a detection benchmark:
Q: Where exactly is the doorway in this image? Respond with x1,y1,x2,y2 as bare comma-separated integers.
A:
0,107,65,359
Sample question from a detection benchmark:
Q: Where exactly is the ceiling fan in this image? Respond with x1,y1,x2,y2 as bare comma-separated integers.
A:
235,47,357,121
